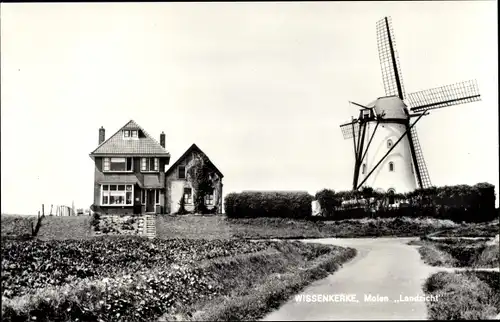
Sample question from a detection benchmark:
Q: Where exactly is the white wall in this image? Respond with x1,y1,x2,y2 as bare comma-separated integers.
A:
358,121,417,193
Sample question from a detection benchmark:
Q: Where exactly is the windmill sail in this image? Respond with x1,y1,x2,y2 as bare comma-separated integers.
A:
406,80,481,113
376,17,406,100
409,126,432,189
340,121,360,140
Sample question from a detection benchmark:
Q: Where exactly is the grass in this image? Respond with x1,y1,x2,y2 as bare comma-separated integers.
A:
36,216,92,240
423,271,499,320
3,213,496,241
1,240,356,322
0,214,37,239
410,237,499,268
1,214,92,240
157,215,460,239
431,220,499,237
159,242,357,321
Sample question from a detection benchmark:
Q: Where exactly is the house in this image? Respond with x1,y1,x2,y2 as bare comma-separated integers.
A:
165,144,224,214
89,120,171,215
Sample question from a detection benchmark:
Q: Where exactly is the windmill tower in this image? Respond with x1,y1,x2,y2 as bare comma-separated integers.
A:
340,17,481,194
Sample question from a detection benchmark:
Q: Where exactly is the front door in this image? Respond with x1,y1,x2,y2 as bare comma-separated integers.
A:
146,189,155,213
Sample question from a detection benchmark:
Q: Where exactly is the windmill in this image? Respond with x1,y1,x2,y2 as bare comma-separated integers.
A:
340,17,481,193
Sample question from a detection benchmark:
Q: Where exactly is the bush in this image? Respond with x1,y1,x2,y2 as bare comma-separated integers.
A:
313,182,496,222
314,189,340,218
224,191,314,219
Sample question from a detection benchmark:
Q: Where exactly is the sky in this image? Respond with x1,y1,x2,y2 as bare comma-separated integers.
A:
1,1,498,214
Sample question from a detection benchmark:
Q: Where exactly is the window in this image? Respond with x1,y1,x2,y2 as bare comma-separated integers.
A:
389,162,394,172
204,190,214,205
387,139,393,148
362,164,367,175
101,184,133,206
141,158,159,172
103,157,132,172
124,130,139,140
155,190,160,205
178,166,186,179
141,190,146,205
184,188,192,204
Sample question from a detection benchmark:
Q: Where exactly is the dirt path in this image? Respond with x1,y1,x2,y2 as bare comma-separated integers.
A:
262,237,438,321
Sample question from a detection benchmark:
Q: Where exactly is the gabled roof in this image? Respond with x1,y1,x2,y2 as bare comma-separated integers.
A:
90,120,170,157
165,143,224,178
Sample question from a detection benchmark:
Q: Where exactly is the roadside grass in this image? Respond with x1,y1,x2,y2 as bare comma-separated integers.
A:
409,237,499,268
2,241,356,322
160,242,356,321
431,220,499,237
423,271,499,320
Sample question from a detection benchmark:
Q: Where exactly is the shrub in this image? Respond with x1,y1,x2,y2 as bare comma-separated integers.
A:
313,182,496,222
314,189,340,218
224,191,314,219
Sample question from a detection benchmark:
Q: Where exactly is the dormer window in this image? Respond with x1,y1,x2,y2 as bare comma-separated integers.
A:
124,130,139,140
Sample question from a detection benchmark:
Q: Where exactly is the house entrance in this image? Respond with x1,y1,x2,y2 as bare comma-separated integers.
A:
146,189,155,213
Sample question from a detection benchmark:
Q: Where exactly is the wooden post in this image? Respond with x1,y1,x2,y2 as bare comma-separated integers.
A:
42,204,45,217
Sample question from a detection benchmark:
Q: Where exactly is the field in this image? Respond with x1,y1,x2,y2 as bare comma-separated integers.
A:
1,236,356,321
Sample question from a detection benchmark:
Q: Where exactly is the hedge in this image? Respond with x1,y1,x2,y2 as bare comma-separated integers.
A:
314,183,496,222
224,191,313,219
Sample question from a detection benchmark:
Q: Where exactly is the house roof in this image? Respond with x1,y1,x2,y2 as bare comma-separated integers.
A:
165,143,224,178
90,120,170,157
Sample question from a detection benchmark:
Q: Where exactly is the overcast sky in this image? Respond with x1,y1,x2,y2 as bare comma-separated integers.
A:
1,1,498,214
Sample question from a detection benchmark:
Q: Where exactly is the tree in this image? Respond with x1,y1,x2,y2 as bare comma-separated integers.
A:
186,153,218,214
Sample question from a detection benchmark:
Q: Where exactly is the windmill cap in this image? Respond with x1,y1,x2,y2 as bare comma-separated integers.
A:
369,96,409,120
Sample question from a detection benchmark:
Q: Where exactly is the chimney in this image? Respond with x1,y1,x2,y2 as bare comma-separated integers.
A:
160,131,166,148
98,126,105,145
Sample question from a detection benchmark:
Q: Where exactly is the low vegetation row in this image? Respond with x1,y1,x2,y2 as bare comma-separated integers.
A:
1,237,356,322
424,271,499,320
224,183,497,222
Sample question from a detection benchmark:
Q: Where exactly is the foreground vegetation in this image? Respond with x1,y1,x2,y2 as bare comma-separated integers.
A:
424,271,499,320
1,237,356,321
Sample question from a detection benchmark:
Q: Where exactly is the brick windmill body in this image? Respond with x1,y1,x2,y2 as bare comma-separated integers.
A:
340,17,482,195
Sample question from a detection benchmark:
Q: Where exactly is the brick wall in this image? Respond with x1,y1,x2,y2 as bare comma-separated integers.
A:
92,156,168,215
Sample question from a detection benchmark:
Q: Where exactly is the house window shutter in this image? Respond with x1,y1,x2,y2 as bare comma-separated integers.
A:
103,158,110,171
